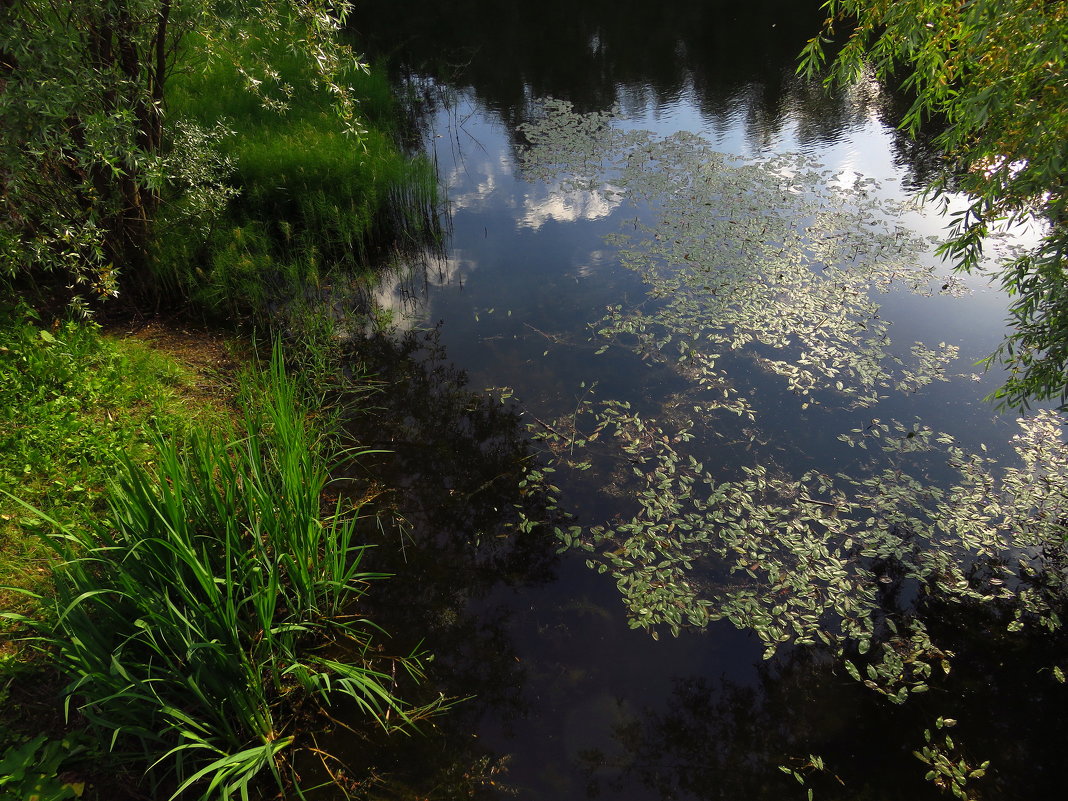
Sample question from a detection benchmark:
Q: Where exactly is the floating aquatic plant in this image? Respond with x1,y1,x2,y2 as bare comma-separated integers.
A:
543,399,1067,698
510,99,1067,797
520,99,962,413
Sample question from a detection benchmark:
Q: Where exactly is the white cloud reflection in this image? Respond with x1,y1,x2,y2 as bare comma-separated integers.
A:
370,254,476,331
575,249,611,279
518,183,622,230
445,153,515,213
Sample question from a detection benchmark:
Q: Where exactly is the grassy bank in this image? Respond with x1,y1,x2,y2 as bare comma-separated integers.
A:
0,25,446,801
0,307,239,798
158,30,439,320
0,318,444,799
0,307,236,622
16,346,439,799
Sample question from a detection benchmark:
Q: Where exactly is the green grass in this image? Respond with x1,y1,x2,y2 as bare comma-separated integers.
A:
4,345,442,799
159,31,440,318
0,305,237,798
0,305,232,622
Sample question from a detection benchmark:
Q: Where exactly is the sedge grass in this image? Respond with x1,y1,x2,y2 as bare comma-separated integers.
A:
5,346,440,799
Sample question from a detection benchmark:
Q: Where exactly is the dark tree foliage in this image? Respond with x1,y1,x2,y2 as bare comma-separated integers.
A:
801,0,1068,407
0,0,366,311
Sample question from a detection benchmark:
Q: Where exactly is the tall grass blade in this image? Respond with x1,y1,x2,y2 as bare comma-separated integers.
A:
10,348,442,797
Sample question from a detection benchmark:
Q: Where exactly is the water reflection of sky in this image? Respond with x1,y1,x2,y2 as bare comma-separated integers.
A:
351,6,1065,797
385,87,1022,402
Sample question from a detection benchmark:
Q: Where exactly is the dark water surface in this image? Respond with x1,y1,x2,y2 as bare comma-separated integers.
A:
343,2,1067,799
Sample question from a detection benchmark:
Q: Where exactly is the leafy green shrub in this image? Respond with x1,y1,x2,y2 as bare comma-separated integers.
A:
0,1,375,311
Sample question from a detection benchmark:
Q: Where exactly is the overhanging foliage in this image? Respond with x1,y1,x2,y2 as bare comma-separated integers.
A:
800,0,1068,407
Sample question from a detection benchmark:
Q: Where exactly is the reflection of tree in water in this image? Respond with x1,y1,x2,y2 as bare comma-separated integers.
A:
352,0,944,185
286,333,1068,796
580,597,1068,801
315,330,561,798
346,330,556,571
581,650,911,800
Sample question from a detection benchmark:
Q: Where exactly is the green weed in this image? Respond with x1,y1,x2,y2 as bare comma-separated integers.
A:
0,731,94,801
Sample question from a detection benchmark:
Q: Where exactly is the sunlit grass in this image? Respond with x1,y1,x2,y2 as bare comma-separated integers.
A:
0,305,233,625
162,31,440,317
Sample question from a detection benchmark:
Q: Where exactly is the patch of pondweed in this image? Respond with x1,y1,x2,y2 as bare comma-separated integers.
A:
520,99,962,414
513,99,1068,797
516,100,1068,671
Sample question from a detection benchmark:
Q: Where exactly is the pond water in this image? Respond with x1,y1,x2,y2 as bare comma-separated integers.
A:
343,2,1067,799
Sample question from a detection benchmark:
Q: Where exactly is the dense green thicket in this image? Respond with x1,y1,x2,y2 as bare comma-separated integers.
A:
800,0,1068,407
0,0,429,315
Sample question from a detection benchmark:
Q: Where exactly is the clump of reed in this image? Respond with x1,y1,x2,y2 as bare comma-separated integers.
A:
8,348,437,799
